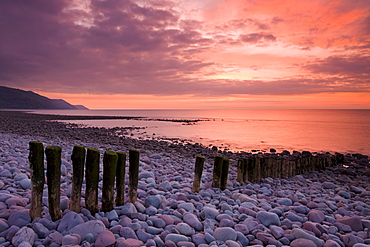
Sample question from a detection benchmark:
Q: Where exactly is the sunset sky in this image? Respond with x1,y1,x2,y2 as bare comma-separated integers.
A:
1,0,369,109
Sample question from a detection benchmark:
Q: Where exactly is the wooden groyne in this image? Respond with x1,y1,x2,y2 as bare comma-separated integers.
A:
29,141,345,220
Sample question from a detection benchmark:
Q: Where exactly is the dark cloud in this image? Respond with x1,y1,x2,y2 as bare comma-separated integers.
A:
304,55,370,77
239,32,277,43
0,0,215,94
0,0,368,98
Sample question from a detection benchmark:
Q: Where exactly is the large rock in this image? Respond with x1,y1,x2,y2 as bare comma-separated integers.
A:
0,219,9,232
165,234,189,244
341,233,364,247
62,234,81,245
121,203,138,215
213,227,237,242
291,238,317,247
144,196,161,209
12,227,36,247
183,213,203,231
43,231,63,246
291,228,324,247
175,223,195,236
119,227,138,239
69,220,106,239
95,229,116,247
308,210,326,223
7,211,31,228
336,216,363,231
256,211,281,227
200,206,219,219
57,211,84,232
116,239,144,247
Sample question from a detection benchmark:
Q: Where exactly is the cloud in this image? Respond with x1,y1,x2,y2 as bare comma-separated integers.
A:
240,32,277,44
304,55,370,76
0,0,369,100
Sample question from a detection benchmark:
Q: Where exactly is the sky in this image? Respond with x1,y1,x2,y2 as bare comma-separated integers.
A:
0,0,369,109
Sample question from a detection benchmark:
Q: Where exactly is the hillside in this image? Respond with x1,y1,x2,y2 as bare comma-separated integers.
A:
0,86,87,109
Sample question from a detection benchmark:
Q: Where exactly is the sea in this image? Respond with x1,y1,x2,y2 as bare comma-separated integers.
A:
29,109,370,155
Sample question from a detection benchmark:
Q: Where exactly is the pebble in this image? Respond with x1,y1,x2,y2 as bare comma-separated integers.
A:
291,238,317,247
69,220,106,239
57,211,84,232
336,216,364,231
0,132,369,247
7,211,31,228
183,213,203,231
62,234,81,245
256,211,281,226
213,227,237,242
291,228,325,247
11,227,36,247
308,209,326,223
95,229,116,247
165,233,189,244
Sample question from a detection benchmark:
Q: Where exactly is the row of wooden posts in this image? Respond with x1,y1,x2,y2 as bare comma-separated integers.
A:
28,141,342,221
28,141,140,221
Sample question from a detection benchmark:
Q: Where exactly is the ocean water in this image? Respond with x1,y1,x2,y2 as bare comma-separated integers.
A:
30,109,370,155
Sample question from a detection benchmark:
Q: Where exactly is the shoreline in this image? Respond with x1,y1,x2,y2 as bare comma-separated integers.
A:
1,110,368,159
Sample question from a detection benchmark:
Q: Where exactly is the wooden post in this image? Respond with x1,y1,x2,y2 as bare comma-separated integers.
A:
70,145,86,213
248,157,257,183
128,149,140,203
85,148,100,215
45,146,62,221
243,158,250,183
29,141,45,219
115,152,127,206
212,156,224,188
236,159,245,184
220,158,230,190
192,156,205,193
102,151,118,212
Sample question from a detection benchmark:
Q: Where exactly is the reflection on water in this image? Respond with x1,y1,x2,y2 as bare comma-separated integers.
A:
32,109,370,155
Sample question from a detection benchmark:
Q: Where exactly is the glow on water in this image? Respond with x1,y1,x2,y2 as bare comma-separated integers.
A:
31,109,370,155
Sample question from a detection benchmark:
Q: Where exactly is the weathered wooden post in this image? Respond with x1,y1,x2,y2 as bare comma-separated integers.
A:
115,152,127,206
70,145,86,213
243,158,250,183
260,157,267,179
236,159,245,184
128,149,140,203
85,148,100,215
192,156,205,193
212,156,224,188
220,158,230,190
248,157,257,183
45,145,62,221
102,151,118,212
29,141,45,219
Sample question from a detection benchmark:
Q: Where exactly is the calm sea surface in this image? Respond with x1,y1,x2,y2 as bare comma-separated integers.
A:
30,109,370,155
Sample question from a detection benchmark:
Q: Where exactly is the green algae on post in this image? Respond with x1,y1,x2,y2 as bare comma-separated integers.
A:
102,151,118,212
29,141,45,220
45,145,62,221
212,156,224,188
115,151,127,206
129,149,140,203
192,156,205,193
70,145,86,213
85,148,100,215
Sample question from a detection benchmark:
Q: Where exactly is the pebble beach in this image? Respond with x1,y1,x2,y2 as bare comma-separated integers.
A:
0,110,370,247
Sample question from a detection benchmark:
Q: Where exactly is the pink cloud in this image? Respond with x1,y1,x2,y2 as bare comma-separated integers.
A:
0,0,369,100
